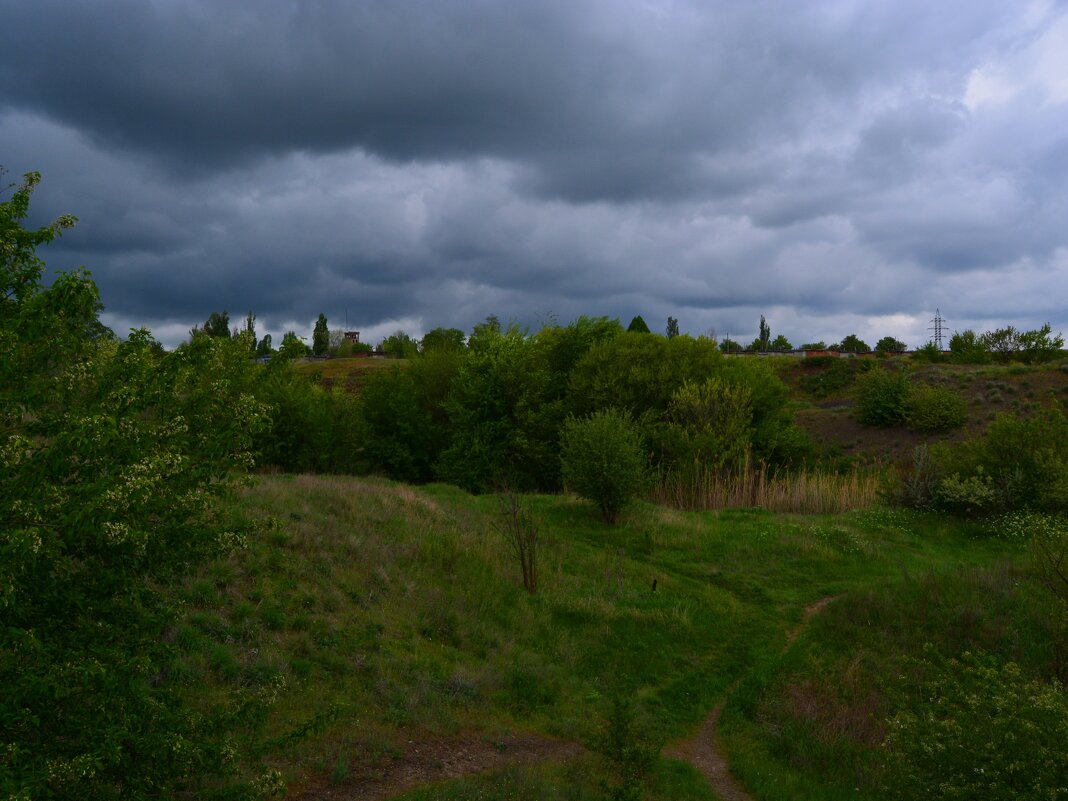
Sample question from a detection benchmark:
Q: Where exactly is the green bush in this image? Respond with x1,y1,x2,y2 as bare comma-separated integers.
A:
855,366,910,426
1,174,280,799
883,651,1068,801
902,383,968,432
560,409,648,523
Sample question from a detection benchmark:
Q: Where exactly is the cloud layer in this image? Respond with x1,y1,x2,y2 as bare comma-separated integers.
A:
2,0,1067,347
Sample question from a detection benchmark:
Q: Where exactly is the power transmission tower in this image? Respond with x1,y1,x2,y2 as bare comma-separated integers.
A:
929,308,946,350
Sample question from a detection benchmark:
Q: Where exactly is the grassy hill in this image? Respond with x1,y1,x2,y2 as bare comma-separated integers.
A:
174,474,1060,799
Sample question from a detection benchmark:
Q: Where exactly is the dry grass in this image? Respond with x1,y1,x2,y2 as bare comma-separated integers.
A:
651,460,881,514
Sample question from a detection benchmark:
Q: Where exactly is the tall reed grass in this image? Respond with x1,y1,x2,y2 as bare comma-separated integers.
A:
651,458,881,514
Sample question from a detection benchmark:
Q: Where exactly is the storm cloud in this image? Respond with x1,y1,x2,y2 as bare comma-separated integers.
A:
2,0,1066,348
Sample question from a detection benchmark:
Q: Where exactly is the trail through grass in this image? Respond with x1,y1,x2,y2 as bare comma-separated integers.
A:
175,475,1035,799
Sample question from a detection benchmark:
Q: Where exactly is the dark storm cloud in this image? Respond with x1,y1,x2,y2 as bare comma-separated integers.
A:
2,1,1067,348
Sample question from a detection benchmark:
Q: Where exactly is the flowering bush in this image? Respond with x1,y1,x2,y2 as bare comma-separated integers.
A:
1,173,280,799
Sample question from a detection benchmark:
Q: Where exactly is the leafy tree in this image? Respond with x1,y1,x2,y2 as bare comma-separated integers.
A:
949,329,990,364
312,312,329,356
626,315,650,334
799,341,827,350
665,316,679,339
278,330,309,359
469,314,502,351
980,326,1021,361
380,329,418,359
560,409,648,524
255,333,274,358
837,333,871,353
757,315,771,351
421,326,466,352
719,337,742,353
875,335,907,353
0,174,280,799
1018,323,1064,364
202,310,231,338
770,334,793,352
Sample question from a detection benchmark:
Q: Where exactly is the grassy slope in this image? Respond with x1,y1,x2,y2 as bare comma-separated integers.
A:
177,474,1030,799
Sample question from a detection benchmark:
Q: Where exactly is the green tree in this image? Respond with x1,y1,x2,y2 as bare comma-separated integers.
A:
949,329,990,364
202,310,231,338
627,315,650,334
421,326,466,352
279,330,309,359
799,341,827,350
875,335,907,353
381,329,418,359
0,175,280,799
666,316,679,339
469,314,502,351
561,409,648,524
837,333,871,353
770,334,792,352
719,337,742,353
255,333,274,357
312,312,329,356
757,315,771,351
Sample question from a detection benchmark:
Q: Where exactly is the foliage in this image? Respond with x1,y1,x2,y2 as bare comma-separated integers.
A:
837,334,871,353
719,337,743,353
381,329,419,359
874,336,906,353
752,314,770,352
201,310,232,339
799,341,827,350
948,329,990,364
626,315,650,334
770,334,793,352
435,326,556,492
665,316,679,339
241,312,257,354
560,409,648,523
255,334,274,357
593,694,661,801
902,383,968,432
0,175,279,799
905,403,1068,516
278,331,309,359
981,324,1065,364
910,340,945,362
855,366,910,426
469,314,502,350
312,313,329,356
662,378,753,472
356,365,443,483
883,651,1068,801
421,326,466,352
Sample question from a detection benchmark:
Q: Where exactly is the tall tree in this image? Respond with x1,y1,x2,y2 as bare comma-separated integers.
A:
312,312,329,355
758,315,771,351
666,316,679,339
202,310,231,338
627,315,651,334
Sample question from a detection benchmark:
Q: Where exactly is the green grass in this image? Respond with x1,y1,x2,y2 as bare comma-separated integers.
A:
175,475,1042,799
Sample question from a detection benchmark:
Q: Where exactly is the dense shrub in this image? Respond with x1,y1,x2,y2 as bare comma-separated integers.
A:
883,651,1068,801
560,409,648,523
855,366,910,426
1,174,279,799
902,383,968,432
898,403,1068,515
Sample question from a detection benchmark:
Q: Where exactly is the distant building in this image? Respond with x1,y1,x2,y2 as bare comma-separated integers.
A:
344,331,360,344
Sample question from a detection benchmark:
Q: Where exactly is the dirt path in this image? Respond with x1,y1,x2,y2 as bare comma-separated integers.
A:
290,732,585,800
664,595,839,801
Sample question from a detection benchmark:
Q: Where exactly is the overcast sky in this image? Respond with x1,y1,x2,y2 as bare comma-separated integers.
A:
3,0,1067,349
